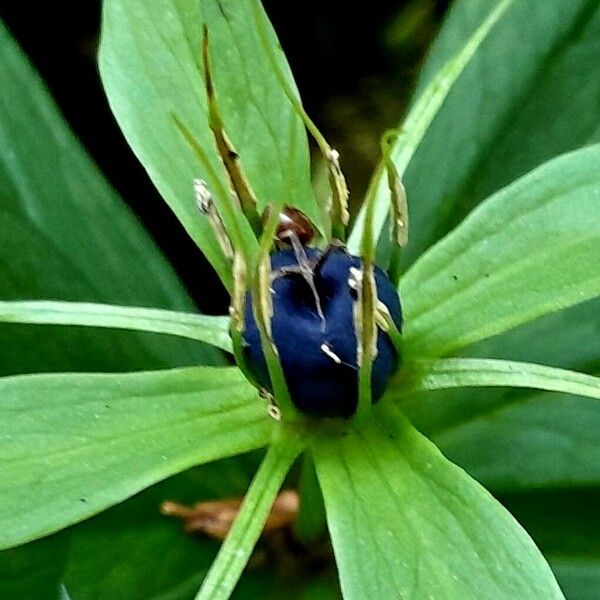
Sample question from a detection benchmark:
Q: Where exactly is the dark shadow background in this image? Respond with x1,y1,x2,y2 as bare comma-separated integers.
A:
1,1,448,314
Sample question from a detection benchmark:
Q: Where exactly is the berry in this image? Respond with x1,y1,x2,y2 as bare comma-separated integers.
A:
243,246,402,418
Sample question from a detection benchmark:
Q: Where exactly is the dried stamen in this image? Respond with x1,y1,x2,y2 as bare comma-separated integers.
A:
194,178,234,259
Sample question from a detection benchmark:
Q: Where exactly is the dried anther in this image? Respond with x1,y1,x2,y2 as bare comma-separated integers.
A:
193,178,234,259
320,342,342,364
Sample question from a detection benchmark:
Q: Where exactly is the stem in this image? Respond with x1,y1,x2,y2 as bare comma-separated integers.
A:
195,433,304,600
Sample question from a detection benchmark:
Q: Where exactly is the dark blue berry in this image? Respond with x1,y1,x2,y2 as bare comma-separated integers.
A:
243,246,402,418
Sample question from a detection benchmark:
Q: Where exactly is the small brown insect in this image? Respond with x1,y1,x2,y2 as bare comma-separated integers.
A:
275,206,315,246
267,205,324,321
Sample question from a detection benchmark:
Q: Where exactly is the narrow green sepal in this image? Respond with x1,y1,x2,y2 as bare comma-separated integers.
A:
250,207,299,420
201,26,263,236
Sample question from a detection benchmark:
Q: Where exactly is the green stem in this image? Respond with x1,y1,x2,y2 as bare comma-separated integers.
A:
195,433,304,600
0,300,231,352
230,327,259,388
388,243,402,288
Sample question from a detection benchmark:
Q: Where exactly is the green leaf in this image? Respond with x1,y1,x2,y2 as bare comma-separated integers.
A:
400,299,600,491
388,0,600,496
427,296,600,425
461,296,600,369
402,145,600,357
504,489,600,600
62,460,254,600
196,433,303,600
398,358,600,401
397,359,600,491
312,404,563,599
0,20,219,375
0,300,232,353
398,0,600,267
429,388,600,491
63,453,340,600
347,0,513,254
99,0,321,287
0,366,272,550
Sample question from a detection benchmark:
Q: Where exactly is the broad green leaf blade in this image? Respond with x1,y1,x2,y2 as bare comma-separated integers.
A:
398,358,600,401
505,489,600,600
0,20,220,375
554,561,600,600
0,366,272,550
426,297,600,427
402,145,600,357
400,300,600,491
62,455,340,600
99,0,321,287
381,0,600,496
398,360,600,491
430,388,600,491
398,0,600,268
62,460,253,600
461,296,600,369
196,434,303,600
313,405,563,599
0,301,232,353
347,0,513,254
